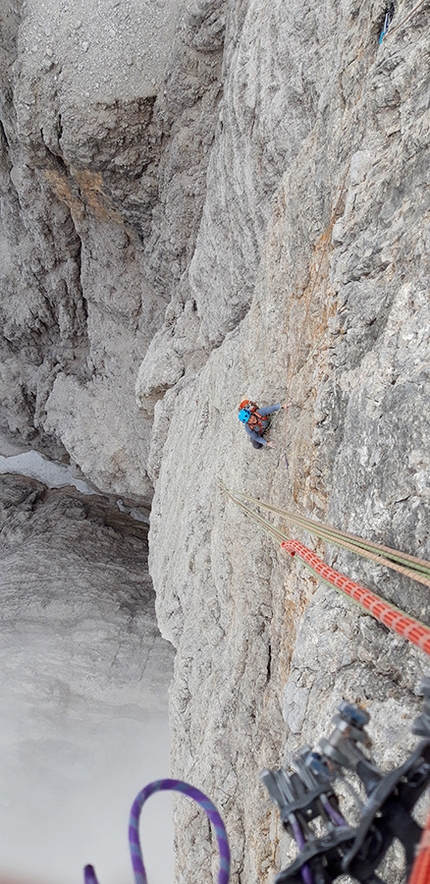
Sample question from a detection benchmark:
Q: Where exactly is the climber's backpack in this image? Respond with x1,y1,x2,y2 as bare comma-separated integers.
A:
238,400,268,435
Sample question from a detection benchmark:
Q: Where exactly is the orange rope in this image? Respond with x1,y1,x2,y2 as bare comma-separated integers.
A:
281,539,430,657
408,809,430,884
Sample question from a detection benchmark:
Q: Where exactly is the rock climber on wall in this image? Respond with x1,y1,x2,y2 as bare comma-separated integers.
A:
237,399,290,449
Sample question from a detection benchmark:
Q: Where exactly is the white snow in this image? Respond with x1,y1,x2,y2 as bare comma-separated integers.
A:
0,451,95,494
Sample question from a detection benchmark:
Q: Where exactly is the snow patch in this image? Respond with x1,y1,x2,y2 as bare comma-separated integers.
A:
0,451,95,494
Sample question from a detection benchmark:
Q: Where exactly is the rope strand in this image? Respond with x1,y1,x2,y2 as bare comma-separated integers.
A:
223,486,430,580
85,779,230,884
408,809,430,884
224,486,430,657
282,539,430,656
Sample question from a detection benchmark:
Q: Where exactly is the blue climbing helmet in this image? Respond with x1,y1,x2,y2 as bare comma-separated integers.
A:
238,408,251,424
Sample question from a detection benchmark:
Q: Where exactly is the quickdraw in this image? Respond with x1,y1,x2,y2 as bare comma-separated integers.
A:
379,2,395,42
84,490,430,884
262,682,430,884
379,0,427,41
82,700,430,884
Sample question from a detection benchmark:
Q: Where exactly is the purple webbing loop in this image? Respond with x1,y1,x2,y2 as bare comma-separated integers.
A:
84,778,230,884
320,796,346,829
290,819,314,884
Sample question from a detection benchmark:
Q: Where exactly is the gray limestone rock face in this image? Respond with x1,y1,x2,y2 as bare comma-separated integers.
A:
1,0,429,882
0,0,224,497
140,1,430,882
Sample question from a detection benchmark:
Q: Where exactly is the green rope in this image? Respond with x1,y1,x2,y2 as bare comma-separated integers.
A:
228,494,289,545
223,487,430,629
222,485,430,587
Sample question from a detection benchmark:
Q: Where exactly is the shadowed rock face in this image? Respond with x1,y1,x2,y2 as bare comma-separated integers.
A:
0,0,225,495
0,0,429,882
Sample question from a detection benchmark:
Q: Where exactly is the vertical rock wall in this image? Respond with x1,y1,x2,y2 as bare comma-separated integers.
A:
0,0,225,498
138,0,430,882
0,0,429,882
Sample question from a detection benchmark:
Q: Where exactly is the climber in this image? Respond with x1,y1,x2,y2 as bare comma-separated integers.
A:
237,400,289,450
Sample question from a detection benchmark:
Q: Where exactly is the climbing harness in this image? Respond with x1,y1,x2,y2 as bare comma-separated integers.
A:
262,683,430,884
84,779,230,884
238,403,273,436
248,411,268,433
379,2,395,42
223,486,430,655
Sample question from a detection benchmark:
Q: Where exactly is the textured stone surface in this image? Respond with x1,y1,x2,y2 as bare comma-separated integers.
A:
0,0,225,496
1,0,429,882
142,1,430,881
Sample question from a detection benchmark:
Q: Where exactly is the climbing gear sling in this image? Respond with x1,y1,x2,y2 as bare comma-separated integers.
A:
379,0,427,40
84,491,430,884
82,682,430,884
379,2,395,41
